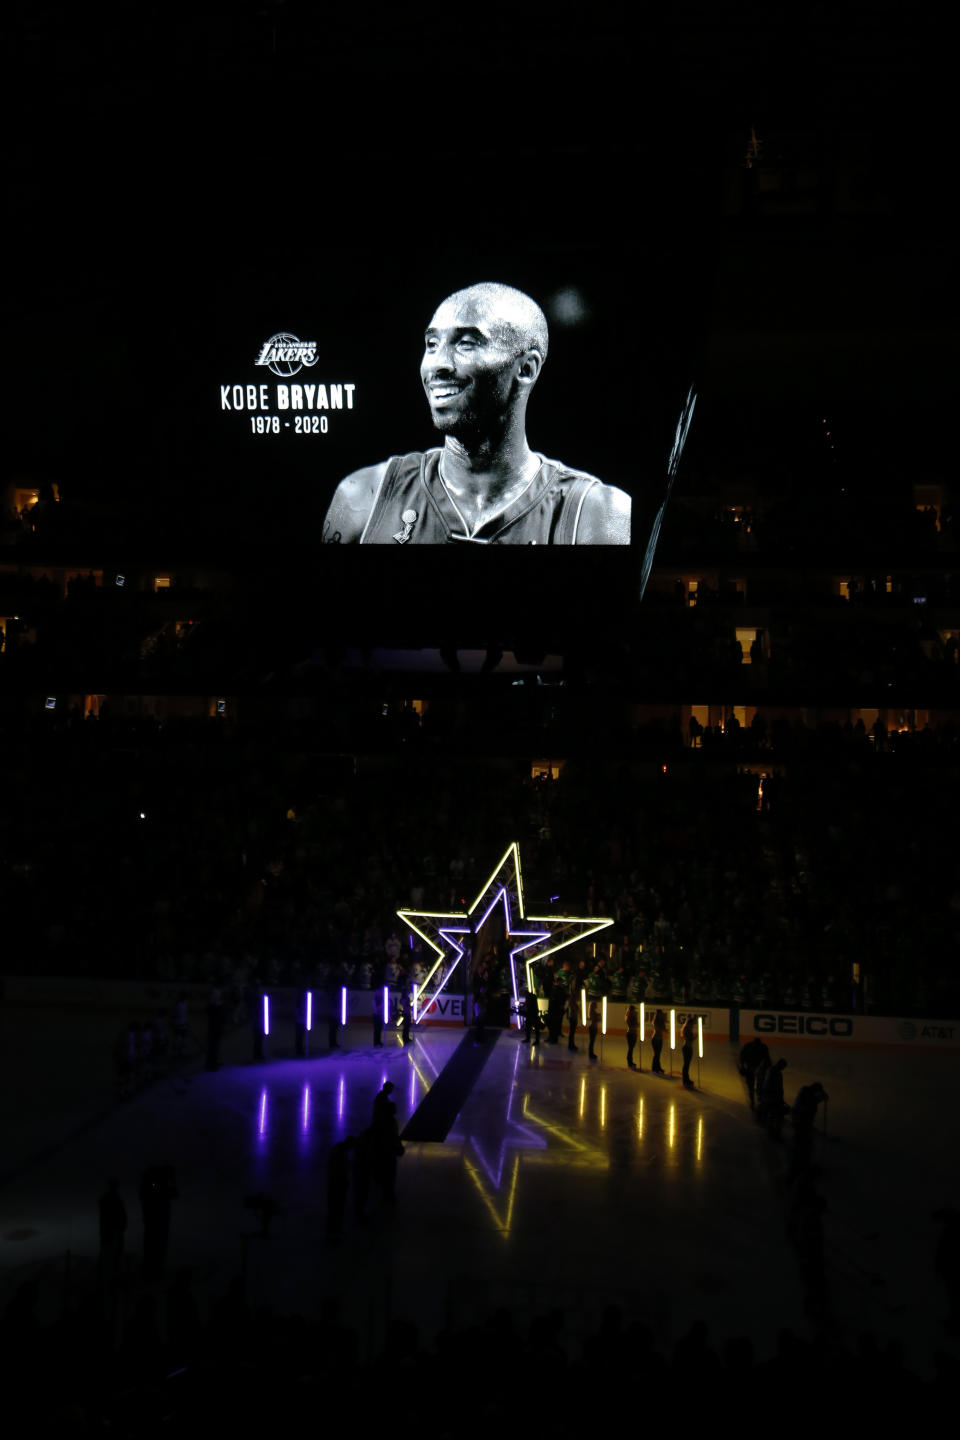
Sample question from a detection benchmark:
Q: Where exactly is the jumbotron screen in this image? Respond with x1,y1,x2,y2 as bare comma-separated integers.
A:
223,246,690,497
203,237,703,646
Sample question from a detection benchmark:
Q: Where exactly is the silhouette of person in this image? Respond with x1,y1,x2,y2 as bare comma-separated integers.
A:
567,988,580,1052
761,1059,788,1139
789,1081,829,1177
626,1004,639,1069
650,1008,666,1074
588,998,601,1060
370,1083,403,1204
327,982,341,1049
681,1013,697,1089
294,989,310,1056
546,978,566,1044
523,988,542,1045
139,1164,178,1282
739,1036,771,1109
373,1081,396,1130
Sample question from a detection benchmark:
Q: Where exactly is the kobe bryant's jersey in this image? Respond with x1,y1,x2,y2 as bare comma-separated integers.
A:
358,449,603,545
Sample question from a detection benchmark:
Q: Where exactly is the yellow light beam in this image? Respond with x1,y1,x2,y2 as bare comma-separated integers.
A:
463,1157,515,1236
521,1095,591,1153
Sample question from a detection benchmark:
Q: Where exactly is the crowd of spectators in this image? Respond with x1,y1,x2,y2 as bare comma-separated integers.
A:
659,490,955,565
3,710,959,1019
3,489,960,703
3,1280,944,1430
4,588,960,702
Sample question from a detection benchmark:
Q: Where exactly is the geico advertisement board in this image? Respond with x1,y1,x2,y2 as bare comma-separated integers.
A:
751,1012,855,1038
742,1011,960,1047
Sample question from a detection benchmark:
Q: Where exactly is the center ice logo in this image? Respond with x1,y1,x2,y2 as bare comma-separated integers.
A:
254,333,318,378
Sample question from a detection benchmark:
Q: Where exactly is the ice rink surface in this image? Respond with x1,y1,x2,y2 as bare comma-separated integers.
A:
1,1004,958,1376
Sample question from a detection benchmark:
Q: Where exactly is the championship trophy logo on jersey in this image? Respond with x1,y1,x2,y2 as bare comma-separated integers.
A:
392,510,418,544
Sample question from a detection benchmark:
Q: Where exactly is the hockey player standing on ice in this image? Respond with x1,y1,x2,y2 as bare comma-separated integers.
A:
761,1058,788,1139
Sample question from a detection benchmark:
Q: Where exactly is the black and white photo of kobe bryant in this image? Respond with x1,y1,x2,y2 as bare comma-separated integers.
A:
321,281,631,546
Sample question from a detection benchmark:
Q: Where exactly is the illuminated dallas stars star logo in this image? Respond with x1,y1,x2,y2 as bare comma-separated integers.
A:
398,842,615,1027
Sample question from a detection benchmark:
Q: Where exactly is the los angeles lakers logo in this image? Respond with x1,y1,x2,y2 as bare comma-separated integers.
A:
254,333,318,378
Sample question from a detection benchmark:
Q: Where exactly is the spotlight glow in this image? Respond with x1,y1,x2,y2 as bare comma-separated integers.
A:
383,985,390,1025
698,1015,703,1059
670,1009,675,1050
640,1002,645,1042
263,995,270,1036
601,996,607,1035
305,991,312,1031
340,986,347,1027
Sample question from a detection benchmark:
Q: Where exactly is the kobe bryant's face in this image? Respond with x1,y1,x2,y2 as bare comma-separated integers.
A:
421,295,524,437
